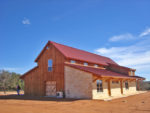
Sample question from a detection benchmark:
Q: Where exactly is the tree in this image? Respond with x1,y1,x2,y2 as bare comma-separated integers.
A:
0,70,11,93
0,70,24,93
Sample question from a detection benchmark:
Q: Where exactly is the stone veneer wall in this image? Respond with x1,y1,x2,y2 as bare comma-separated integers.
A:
92,80,137,99
64,66,137,99
111,81,137,96
123,81,137,94
111,81,122,96
64,66,93,99
92,80,109,99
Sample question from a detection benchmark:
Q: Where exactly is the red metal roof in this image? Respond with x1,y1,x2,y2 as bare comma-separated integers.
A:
108,63,136,71
50,41,118,66
65,63,144,79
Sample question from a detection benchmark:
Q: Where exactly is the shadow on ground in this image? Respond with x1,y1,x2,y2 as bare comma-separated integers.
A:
0,94,81,102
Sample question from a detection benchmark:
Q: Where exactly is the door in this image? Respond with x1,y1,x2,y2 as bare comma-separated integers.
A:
45,81,56,96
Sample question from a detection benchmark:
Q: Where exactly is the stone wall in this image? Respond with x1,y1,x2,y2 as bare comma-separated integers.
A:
64,66,137,100
111,81,122,96
64,66,93,99
123,81,137,94
92,80,137,99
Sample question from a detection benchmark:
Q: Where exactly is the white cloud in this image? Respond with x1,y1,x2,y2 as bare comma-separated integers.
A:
22,18,30,25
109,33,134,42
95,45,150,67
95,40,150,80
96,27,150,80
109,28,150,42
139,28,150,37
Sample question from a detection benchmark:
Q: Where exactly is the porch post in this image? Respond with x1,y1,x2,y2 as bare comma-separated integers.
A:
120,80,123,94
137,80,140,90
108,80,111,96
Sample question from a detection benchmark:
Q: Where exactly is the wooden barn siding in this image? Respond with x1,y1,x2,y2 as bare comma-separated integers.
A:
24,43,66,96
37,43,65,96
24,67,40,96
65,59,105,69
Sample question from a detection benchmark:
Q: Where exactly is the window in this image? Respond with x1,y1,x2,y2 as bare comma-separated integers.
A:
46,46,50,50
94,64,98,68
84,62,88,66
48,59,53,71
129,71,135,76
112,81,119,84
130,71,133,76
70,60,76,64
125,81,129,90
97,80,103,92
130,71,135,76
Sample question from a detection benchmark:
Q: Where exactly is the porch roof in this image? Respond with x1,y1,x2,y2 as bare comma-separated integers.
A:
65,63,145,80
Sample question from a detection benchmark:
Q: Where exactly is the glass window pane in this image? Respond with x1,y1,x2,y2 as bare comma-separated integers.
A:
70,60,76,63
48,67,52,71
125,81,129,89
97,80,103,92
48,59,53,67
84,62,88,66
48,59,53,71
94,64,98,67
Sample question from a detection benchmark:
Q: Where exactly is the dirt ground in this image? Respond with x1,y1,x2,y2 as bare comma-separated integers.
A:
0,91,150,113
0,91,24,95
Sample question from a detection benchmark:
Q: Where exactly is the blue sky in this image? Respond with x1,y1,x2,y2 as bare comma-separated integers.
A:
0,0,150,80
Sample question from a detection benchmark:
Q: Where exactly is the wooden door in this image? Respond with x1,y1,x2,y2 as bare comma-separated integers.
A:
45,81,56,96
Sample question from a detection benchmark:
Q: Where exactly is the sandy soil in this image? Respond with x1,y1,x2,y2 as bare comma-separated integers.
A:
0,91,150,113
0,91,24,95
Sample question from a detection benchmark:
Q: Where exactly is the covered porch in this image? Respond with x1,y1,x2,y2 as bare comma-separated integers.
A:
64,63,145,100
92,75,145,100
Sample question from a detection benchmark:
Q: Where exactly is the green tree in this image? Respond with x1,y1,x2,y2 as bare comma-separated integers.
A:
0,70,24,93
0,70,11,93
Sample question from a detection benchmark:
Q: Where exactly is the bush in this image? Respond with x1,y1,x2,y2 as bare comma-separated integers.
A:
139,81,150,91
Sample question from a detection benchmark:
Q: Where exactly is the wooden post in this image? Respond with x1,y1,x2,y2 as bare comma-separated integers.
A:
108,80,111,96
120,80,123,94
137,80,140,90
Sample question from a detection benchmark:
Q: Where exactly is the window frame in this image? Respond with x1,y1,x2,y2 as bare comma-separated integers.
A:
94,64,98,68
125,81,129,90
46,46,50,50
96,80,103,92
48,59,53,72
83,62,88,66
70,60,76,64
130,71,132,76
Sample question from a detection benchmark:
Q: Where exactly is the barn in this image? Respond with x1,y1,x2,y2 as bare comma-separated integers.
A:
20,41,145,100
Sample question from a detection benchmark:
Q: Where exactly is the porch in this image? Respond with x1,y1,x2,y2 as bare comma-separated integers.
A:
92,75,145,100
103,91,147,101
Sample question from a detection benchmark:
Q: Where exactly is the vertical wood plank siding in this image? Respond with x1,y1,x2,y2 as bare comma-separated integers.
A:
24,43,65,96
